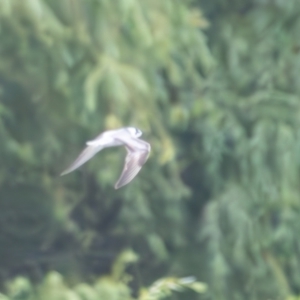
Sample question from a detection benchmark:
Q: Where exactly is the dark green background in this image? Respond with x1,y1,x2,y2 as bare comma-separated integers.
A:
0,0,300,299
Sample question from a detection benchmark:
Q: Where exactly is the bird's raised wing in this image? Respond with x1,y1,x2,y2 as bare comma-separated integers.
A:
113,137,150,189
60,145,103,176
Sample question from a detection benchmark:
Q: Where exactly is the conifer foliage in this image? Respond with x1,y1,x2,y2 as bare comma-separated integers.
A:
0,0,300,299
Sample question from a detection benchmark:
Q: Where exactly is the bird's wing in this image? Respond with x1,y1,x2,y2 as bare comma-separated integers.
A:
86,129,127,147
114,138,151,189
114,147,150,189
60,145,103,176
86,128,128,146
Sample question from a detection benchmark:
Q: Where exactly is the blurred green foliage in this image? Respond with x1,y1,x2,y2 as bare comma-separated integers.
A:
1,250,206,300
1,0,300,299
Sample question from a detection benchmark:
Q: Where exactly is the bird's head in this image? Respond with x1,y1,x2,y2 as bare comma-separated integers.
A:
127,127,142,138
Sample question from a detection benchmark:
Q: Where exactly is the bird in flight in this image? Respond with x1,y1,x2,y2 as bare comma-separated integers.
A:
60,127,151,189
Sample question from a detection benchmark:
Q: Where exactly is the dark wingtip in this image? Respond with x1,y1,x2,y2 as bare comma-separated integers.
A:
114,180,127,189
114,183,122,189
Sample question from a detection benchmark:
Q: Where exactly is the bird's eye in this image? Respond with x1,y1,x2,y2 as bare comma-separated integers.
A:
135,128,139,134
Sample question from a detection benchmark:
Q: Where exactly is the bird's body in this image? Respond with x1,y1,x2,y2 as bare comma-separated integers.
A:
60,127,150,189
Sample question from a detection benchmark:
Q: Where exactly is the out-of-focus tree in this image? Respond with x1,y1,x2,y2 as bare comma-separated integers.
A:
0,0,212,291
2,0,300,299
190,0,300,299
